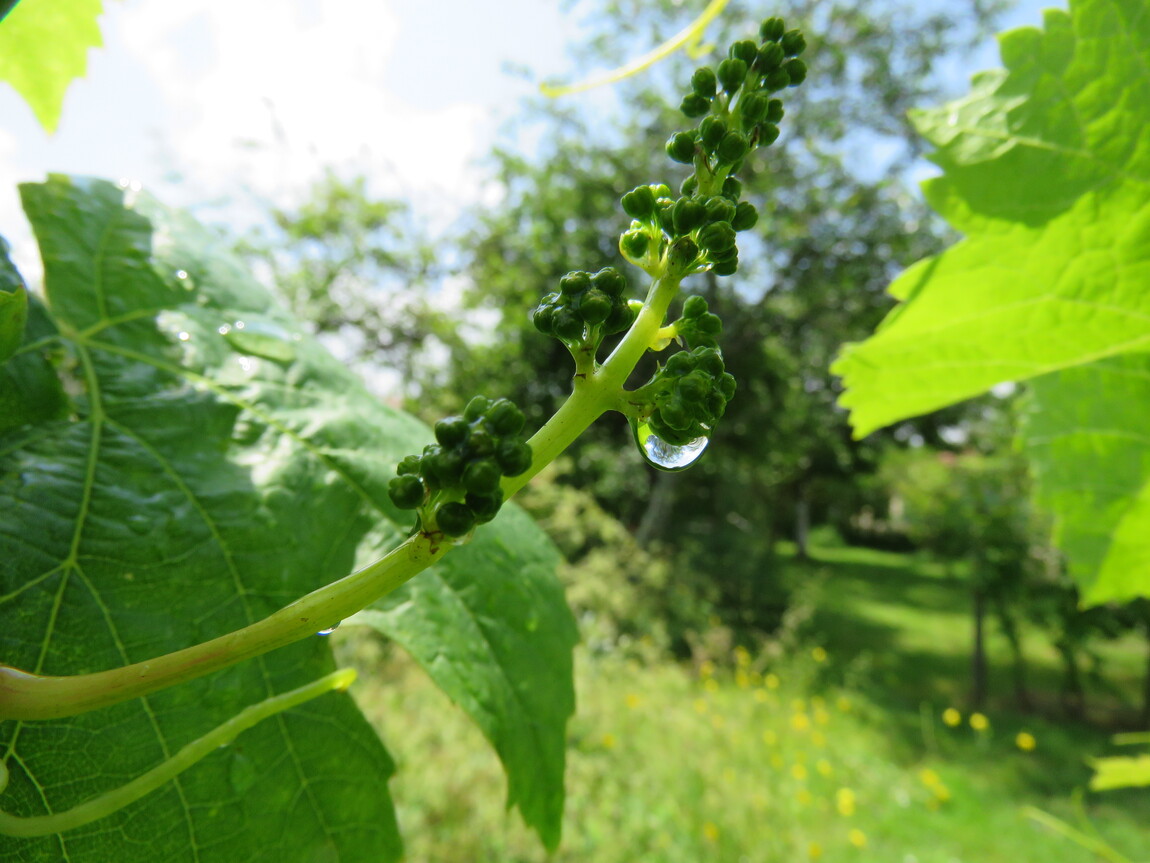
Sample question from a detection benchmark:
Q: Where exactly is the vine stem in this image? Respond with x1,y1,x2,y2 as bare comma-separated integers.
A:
0,270,681,723
0,669,356,837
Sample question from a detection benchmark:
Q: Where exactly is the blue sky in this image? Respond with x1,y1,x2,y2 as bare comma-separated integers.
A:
1,0,1065,278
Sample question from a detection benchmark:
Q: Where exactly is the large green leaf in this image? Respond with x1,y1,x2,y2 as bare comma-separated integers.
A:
0,175,575,860
832,0,1150,599
0,0,104,133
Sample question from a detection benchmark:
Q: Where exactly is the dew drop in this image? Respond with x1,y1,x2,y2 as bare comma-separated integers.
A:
218,324,231,335
630,418,709,471
317,622,341,636
177,331,190,342
175,269,188,280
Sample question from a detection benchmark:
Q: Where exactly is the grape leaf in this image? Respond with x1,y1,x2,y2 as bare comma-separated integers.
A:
0,0,104,133
0,175,575,860
832,0,1150,600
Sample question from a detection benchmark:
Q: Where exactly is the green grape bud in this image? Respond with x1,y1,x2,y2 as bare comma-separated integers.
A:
691,66,717,98
732,201,759,231
704,196,736,224
698,313,722,336
760,17,786,42
553,308,584,342
657,200,676,233
434,450,466,486
785,58,807,86
765,68,791,91
468,428,495,457
679,369,711,401
781,29,806,57
604,301,636,335
708,244,738,264
719,373,737,400
755,42,785,71
397,454,422,476
463,396,492,422
680,93,710,118
436,502,476,537
388,474,424,510
559,271,591,296
620,230,650,260
592,267,627,297
706,391,727,419
485,398,526,436
463,458,502,494
716,131,749,163
699,116,726,150
466,491,503,525
665,351,694,376
659,398,691,431
621,185,657,220
668,237,700,271
722,177,743,201
683,295,708,317
697,348,725,376
496,441,533,477
679,175,699,196
758,124,781,147
766,98,784,123
666,131,697,164
651,183,672,199
532,303,555,335
672,197,707,235
716,57,748,93
578,288,612,324
729,40,758,65
698,221,737,252
741,92,770,123
435,415,470,448
712,256,738,276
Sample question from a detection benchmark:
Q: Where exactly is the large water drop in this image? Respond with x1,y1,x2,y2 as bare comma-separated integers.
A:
630,419,709,471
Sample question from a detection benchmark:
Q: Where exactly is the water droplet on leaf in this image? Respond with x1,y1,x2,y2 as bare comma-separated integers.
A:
317,622,341,636
630,418,709,471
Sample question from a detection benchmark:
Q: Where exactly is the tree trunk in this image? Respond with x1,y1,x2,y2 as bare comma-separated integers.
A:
971,584,988,710
1056,639,1086,721
992,594,1031,711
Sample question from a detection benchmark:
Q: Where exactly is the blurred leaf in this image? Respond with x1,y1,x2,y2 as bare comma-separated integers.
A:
1089,754,1150,791
0,262,27,363
0,0,104,133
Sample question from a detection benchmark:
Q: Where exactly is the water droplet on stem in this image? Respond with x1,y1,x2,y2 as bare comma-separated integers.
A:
629,418,709,471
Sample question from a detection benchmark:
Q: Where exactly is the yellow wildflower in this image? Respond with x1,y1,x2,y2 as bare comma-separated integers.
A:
734,645,751,666
703,822,719,843
796,788,813,806
791,763,809,781
812,646,828,663
791,713,811,732
699,659,715,678
919,768,941,788
765,673,781,690
693,698,708,714
808,840,823,860
754,688,769,704
735,669,751,689
836,787,856,817
942,707,961,727
601,732,616,749
836,696,852,713
816,759,833,777
970,712,989,731
1016,731,1037,751
704,678,720,693
848,828,867,848
624,692,641,710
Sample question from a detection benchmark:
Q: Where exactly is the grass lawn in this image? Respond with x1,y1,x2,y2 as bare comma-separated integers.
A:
336,542,1150,862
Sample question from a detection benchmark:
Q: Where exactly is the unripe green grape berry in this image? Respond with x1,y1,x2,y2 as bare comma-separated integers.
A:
621,185,657,220
657,201,675,233
466,491,503,524
433,450,466,486
559,271,590,295
766,98,784,123
485,398,526,436
388,474,424,510
680,93,710,118
553,308,584,342
785,58,807,86
678,370,710,401
716,130,749,163
691,66,717,98
717,57,748,93
699,116,726,150
659,399,691,431
672,197,707,234
781,29,806,57
712,256,738,276
729,40,758,65
741,92,770,123
666,131,697,164
603,301,636,335
698,221,737,252
756,42,785,71
463,396,492,422
592,267,627,297
665,351,694,376
668,237,700,271
468,428,496,457
704,196,736,224
620,230,650,260
722,177,743,201
760,17,785,42
578,289,612,324
435,415,469,447
651,183,672,199
719,373,737,400
397,454,422,476
758,123,781,147
463,458,502,494
765,68,791,91
680,175,698,196
683,295,708,317
706,391,727,419
532,303,555,335
697,348,725,376
436,502,476,537
732,201,759,231
496,441,533,477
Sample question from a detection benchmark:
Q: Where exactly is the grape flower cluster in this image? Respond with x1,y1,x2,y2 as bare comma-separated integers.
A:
387,396,532,537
